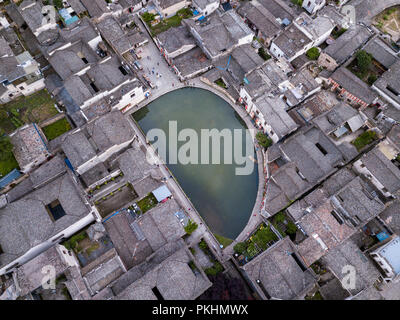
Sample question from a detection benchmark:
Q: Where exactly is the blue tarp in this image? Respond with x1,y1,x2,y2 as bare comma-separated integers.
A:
59,8,79,26
193,9,199,15
377,232,390,242
152,185,172,202
0,169,21,189
197,15,205,21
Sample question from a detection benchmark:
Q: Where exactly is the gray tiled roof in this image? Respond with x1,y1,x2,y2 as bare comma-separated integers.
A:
374,60,400,106
157,26,196,56
242,237,316,300
138,199,185,251
330,67,377,104
321,238,380,295
81,0,110,18
272,24,311,60
332,176,385,225
62,111,135,169
117,142,155,183
255,95,298,139
364,36,398,69
359,147,400,194
237,1,281,37
15,245,70,296
312,103,361,134
0,173,92,268
116,247,212,300
324,25,372,65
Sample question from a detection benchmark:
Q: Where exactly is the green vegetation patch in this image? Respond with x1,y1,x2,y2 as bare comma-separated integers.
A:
204,261,224,276
62,231,88,252
258,47,271,61
144,8,193,35
0,134,19,176
42,117,72,141
137,192,158,213
234,223,278,258
0,90,58,134
214,233,233,247
184,219,198,235
352,130,378,151
256,132,272,149
214,78,227,89
306,47,320,60
331,28,347,39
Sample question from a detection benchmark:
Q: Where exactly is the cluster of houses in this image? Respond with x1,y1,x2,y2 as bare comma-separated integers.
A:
1,0,400,301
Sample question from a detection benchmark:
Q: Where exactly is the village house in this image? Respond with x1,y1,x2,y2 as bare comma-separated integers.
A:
61,111,135,175
320,238,381,296
251,95,298,143
153,0,189,18
270,13,335,62
237,0,282,46
0,156,98,275
353,147,400,199
17,0,58,37
38,18,145,123
372,60,400,110
263,125,353,216
241,237,317,300
239,58,292,114
281,68,321,107
96,16,148,56
319,25,372,70
192,0,219,19
302,0,326,15
312,102,366,140
289,172,385,267
0,33,45,104
184,10,254,61
328,66,378,108
370,235,400,283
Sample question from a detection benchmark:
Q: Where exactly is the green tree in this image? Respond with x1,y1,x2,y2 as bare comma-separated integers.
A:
286,222,298,235
368,74,378,85
258,48,271,61
234,242,247,254
142,12,155,23
256,132,272,149
0,109,8,121
306,47,320,60
184,219,198,235
356,50,372,73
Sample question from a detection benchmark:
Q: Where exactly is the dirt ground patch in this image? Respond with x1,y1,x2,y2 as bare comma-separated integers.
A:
374,6,400,41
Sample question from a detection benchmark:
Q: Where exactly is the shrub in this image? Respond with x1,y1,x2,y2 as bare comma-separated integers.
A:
184,219,198,235
234,242,247,254
256,132,272,149
286,221,298,235
204,262,224,276
142,12,155,23
258,47,271,61
199,239,208,251
368,74,378,85
306,47,320,60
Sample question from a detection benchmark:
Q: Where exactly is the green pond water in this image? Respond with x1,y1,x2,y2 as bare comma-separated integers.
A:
133,88,258,240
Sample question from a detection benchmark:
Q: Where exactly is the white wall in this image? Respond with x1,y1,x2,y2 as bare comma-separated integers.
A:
0,212,96,275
